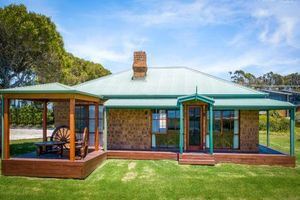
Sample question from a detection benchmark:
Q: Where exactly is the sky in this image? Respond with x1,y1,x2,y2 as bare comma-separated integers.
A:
1,0,300,80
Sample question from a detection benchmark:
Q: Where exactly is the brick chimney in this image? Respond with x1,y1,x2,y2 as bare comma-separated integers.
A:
132,51,147,79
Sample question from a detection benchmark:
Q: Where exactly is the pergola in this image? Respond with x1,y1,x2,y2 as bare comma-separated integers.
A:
1,83,103,161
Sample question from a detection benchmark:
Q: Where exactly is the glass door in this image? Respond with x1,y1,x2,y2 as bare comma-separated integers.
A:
188,106,202,150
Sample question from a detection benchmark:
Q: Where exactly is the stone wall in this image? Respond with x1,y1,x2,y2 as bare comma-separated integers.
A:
107,109,151,150
53,102,70,127
239,110,259,152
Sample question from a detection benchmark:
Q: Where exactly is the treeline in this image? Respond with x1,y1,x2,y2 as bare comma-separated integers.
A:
0,4,110,89
229,70,300,87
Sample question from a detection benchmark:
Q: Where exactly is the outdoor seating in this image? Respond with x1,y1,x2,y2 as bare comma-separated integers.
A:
75,127,89,159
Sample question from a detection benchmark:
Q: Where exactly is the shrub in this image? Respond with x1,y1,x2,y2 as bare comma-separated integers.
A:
9,103,54,128
259,111,290,132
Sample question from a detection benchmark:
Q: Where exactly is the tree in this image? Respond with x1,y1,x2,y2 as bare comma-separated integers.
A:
229,70,256,86
0,4,110,88
61,53,111,85
258,72,283,85
0,4,64,88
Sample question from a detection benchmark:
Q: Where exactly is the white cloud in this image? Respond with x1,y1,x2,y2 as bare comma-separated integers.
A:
122,0,241,27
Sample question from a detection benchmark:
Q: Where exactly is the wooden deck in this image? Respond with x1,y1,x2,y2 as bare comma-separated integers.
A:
1,150,106,179
107,150,178,160
1,148,296,179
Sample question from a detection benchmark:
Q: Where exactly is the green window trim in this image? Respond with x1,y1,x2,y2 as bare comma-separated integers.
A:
206,110,239,150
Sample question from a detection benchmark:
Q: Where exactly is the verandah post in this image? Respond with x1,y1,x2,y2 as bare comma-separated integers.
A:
42,101,48,142
95,102,99,151
266,110,270,147
179,103,183,154
209,105,213,154
290,108,295,157
1,96,4,159
3,97,10,159
69,98,75,161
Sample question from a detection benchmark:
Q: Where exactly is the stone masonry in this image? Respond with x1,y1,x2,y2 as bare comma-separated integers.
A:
107,109,151,150
239,110,259,152
53,102,70,127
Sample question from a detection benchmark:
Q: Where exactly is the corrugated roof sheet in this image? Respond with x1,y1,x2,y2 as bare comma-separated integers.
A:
74,67,266,98
105,98,295,110
0,82,100,98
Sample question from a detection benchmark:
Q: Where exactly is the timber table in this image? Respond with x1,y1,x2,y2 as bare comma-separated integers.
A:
35,141,66,157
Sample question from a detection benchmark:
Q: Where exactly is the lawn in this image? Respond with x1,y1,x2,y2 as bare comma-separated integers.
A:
0,128,299,200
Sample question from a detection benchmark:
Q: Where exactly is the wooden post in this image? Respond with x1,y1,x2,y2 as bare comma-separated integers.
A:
179,103,183,154
209,105,213,155
290,108,295,156
3,98,10,159
42,101,48,142
266,110,270,147
95,103,99,151
69,98,75,161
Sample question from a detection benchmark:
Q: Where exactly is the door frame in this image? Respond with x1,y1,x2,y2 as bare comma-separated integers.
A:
185,104,207,151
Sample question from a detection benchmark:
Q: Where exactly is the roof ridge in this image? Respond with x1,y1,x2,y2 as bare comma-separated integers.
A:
55,82,76,90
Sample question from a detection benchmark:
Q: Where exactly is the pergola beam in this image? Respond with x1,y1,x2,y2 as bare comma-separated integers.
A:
3,93,101,103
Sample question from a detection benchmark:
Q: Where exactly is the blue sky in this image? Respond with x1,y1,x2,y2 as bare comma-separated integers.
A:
1,0,300,79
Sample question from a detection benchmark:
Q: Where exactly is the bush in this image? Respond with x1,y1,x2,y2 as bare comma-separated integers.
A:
9,103,54,128
259,111,290,132
296,112,300,127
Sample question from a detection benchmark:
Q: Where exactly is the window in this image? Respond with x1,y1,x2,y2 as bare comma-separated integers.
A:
152,109,180,148
152,110,167,133
167,110,180,131
206,110,239,149
75,105,88,135
75,105,104,146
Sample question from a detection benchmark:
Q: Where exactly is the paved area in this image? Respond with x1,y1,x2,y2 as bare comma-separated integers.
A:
10,128,54,140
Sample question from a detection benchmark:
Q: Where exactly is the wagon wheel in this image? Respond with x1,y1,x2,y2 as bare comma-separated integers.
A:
53,127,70,149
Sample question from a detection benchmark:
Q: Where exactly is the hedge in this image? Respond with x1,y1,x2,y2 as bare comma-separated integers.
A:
10,104,54,128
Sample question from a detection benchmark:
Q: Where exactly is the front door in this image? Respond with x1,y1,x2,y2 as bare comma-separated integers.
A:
187,106,202,150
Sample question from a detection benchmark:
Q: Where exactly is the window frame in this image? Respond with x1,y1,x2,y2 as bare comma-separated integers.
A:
212,110,240,150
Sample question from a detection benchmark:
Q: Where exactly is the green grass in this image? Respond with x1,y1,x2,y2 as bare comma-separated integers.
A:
10,138,40,156
0,130,300,200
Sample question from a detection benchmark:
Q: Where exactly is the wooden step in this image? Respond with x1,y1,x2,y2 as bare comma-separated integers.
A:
178,158,216,166
180,153,214,160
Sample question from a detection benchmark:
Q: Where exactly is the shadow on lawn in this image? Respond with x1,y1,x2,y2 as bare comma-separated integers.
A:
10,141,37,156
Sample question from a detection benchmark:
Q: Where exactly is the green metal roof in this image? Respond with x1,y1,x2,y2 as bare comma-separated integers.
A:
177,93,214,105
0,82,101,98
105,98,295,110
105,99,178,109
74,67,267,98
214,98,295,110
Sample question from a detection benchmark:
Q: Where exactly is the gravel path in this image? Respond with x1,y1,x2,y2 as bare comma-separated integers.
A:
10,128,54,140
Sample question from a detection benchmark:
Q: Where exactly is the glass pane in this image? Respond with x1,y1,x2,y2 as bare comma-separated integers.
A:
168,110,176,118
89,119,95,132
189,107,201,146
89,106,95,118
